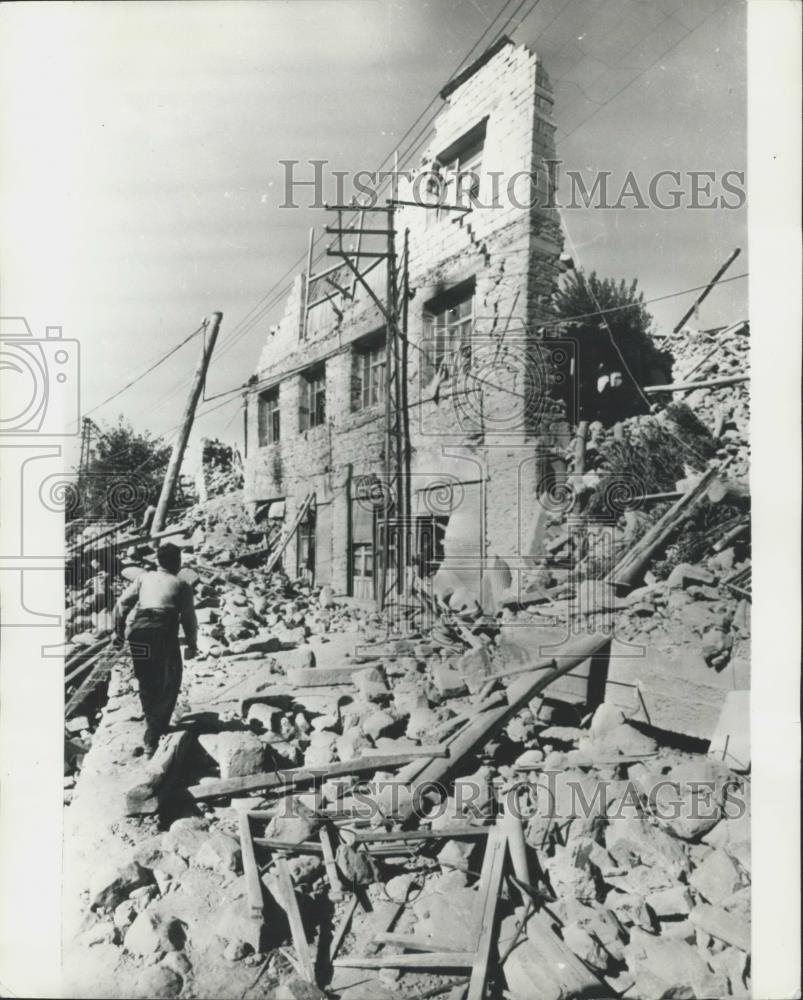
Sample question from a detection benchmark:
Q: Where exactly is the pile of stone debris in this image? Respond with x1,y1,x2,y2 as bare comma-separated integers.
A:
63,465,751,1000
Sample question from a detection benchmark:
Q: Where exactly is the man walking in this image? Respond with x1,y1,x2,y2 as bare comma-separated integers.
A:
113,542,198,754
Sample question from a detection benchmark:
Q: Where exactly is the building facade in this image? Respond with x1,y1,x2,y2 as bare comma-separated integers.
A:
244,39,571,608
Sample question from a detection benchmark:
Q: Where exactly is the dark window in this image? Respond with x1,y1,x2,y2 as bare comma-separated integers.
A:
299,365,326,430
416,515,448,577
423,282,475,372
257,387,280,446
352,334,386,411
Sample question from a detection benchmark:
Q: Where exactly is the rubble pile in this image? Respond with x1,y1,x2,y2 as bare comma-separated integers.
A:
63,323,752,1000
664,321,750,480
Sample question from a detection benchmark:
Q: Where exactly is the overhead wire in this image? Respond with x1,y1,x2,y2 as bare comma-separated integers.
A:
82,322,205,418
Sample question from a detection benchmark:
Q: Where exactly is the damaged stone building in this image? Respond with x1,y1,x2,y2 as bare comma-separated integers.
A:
244,38,572,607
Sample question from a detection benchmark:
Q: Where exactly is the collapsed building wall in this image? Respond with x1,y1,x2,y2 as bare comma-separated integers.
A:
244,39,569,602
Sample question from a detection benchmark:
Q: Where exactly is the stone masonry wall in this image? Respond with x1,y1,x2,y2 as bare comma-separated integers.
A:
244,40,565,596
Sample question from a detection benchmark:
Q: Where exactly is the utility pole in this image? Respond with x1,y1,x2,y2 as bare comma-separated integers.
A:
151,312,222,536
673,247,741,334
318,203,410,619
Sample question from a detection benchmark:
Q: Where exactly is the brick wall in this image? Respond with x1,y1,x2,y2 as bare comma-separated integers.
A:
244,40,565,595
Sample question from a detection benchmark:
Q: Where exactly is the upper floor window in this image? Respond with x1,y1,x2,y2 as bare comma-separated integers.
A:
423,281,475,372
299,364,326,430
438,119,487,209
257,387,280,446
352,334,386,411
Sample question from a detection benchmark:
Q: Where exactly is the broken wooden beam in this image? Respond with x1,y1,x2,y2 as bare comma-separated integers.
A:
65,647,120,719
371,933,466,953
397,632,612,822
605,468,717,588
319,826,344,901
188,749,448,801
275,857,317,984
253,837,322,854
124,730,193,815
352,826,489,844
265,493,315,575
467,827,508,1000
644,373,749,395
329,894,359,963
238,811,266,920
333,952,474,970
68,517,134,555
65,641,112,686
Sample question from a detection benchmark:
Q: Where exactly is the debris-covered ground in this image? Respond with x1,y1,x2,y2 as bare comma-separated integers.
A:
63,328,751,1000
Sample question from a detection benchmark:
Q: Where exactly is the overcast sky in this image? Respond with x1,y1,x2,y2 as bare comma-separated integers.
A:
1,0,747,463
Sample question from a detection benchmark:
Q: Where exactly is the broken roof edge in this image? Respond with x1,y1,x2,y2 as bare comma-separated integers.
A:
439,35,515,101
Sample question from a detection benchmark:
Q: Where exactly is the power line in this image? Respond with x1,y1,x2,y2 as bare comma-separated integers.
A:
137,3,532,418
82,322,205,418
556,0,732,143
208,0,541,368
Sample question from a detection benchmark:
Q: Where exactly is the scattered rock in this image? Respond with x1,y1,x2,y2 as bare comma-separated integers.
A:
134,963,183,999
194,832,242,874
217,731,269,779
124,911,185,956
690,849,743,905
90,860,153,910
165,817,210,860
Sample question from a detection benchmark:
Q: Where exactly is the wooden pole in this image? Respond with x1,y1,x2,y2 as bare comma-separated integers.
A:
151,313,222,536
644,374,748,395
673,248,741,333
574,420,589,474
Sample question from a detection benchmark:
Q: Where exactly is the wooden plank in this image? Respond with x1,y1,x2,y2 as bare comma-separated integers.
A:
372,933,465,953
238,812,265,919
498,810,529,894
466,827,508,1000
265,493,314,575
353,826,489,844
644,374,748,395
65,643,111,685
397,632,612,821
364,884,409,957
333,952,474,970
124,730,193,815
254,838,322,854
432,694,506,739
189,749,448,801
275,857,317,984
605,469,717,588
65,635,111,672
329,894,359,963
319,827,344,901
65,648,119,719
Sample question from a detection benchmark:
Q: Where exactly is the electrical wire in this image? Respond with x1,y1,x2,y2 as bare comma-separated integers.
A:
82,323,205,418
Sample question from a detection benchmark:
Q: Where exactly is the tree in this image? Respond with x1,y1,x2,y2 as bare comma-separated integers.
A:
552,270,672,426
72,418,173,523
